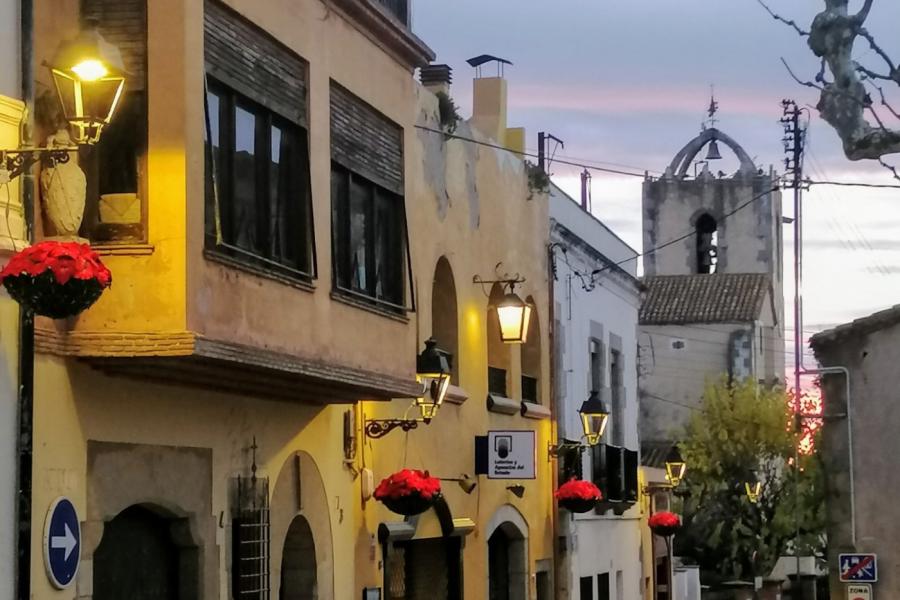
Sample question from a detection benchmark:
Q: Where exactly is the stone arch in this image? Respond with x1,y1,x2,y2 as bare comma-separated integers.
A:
270,451,334,600
520,295,542,403
431,256,459,384
667,128,756,179
83,442,217,599
487,283,510,396
485,504,529,600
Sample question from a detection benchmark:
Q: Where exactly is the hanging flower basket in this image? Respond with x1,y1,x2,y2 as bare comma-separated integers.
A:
555,478,602,513
0,241,112,319
649,511,682,537
374,469,442,517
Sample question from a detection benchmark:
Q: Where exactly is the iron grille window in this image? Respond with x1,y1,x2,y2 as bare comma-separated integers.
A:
623,449,639,502
605,446,624,502
205,79,315,279
521,375,538,403
488,366,508,397
331,164,405,307
231,475,270,599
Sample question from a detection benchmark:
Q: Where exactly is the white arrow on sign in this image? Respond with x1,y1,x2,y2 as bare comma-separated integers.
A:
51,524,77,561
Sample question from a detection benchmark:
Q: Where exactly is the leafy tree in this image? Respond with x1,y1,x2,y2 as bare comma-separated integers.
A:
673,378,825,584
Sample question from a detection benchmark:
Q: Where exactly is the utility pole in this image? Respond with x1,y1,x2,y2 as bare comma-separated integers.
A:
781,98,808,598
537,131,564,174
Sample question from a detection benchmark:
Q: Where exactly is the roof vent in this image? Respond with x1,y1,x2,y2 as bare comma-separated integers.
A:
466,54,512,78
419,63,452,93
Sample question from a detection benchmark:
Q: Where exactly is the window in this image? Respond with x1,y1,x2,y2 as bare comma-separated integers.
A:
590,339,604,391
580,576,594,600
696,213,718,274
431,257,459,385
487,283,510,396
610,349,624,446
205,81,314,278
81,0,147,244
520,297,542,403
330,81,407,310
597,573,610,600
488,367,508,397
331,165,405,306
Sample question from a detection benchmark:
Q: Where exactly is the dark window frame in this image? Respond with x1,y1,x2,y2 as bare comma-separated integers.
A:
330,162,410,312
204,76,317,282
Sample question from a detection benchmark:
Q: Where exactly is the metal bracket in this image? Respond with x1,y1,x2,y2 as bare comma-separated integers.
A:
547,440,587,460
0,147,76,181
364,418,424,439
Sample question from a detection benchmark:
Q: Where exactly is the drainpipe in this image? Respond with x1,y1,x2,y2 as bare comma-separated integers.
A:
547,241,561,600
15,1,35,599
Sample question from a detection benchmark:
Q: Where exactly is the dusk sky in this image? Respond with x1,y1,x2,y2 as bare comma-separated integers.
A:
415,0,900,367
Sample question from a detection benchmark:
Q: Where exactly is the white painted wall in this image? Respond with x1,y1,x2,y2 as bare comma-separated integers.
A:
551,184,643,600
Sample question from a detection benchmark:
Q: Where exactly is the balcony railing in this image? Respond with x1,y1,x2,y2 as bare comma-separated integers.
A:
375,0,409,26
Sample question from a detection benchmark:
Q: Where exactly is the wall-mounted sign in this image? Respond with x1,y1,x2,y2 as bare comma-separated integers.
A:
43,497,81,589
840,553,878,583
475,430,536,479
846,584,872,600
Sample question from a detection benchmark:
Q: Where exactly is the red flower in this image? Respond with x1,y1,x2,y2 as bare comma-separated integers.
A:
374,469,442,500
554,478,602,501
649,511,682,535
0,241,111,288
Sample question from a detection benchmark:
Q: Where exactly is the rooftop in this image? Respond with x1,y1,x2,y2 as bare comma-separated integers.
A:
810,304,900,350
639,273,770,325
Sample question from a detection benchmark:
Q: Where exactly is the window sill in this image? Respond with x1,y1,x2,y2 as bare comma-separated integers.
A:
445,384,469,405
486,394,520,415
203,249,316,293
93,243,155,256
520,401,550,420
330,290,409,323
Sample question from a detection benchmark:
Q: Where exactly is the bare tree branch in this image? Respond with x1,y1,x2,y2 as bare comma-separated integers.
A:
857,27,898,79
870,82,900,121
878,158,900,182
756,0,809,35
781,58,823,91
856,0,875,23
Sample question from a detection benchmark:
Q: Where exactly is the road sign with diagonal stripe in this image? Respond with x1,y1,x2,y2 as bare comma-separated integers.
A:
839,554,877,583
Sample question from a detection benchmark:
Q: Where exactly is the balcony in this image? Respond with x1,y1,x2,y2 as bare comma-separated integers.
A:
375,0,409,26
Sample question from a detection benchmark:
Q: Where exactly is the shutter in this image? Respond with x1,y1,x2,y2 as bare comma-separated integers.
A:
82,0,147,90
330,82,404,195
204,0,308,126
606,446,624,502
624,449,639,502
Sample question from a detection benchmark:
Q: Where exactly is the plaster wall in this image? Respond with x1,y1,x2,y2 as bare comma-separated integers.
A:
813,322,900,599
639,323,747,443
30,357,353,600
353,82,555,600
550,186,642,599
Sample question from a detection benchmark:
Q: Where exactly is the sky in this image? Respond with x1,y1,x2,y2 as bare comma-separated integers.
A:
414,0,900,369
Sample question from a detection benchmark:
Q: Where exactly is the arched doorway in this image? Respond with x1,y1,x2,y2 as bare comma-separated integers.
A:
488,524,527,600
93,505,189,600
280,515,317,600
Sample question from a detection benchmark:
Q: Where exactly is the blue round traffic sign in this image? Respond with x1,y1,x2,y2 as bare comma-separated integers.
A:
43,497,81,589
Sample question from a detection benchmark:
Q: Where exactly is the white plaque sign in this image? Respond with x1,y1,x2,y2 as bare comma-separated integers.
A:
487,430,536,480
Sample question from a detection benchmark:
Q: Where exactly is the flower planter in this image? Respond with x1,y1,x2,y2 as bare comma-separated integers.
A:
555,478,602,513
381,492,441,517
0,241,111,319
648,511,682,538
558,497,597,513
374,469,442,517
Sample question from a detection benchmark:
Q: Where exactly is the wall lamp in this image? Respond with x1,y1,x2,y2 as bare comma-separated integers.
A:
473,267,532,344
2,21,125,181
745,481,762,504
665,446,687,488
548,391,609,458
506,485,525,498
364,339,452,439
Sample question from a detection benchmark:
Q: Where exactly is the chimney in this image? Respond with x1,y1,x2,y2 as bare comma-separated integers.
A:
580,169,592,212
467,55,512,144
420,64,452,96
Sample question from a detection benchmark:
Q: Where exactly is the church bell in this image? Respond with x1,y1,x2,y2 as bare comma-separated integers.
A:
705,139,723,161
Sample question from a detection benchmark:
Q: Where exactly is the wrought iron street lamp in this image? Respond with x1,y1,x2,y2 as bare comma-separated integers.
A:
365,339,452,438
2,21,126,180
496,285,532,344
414,338,451,422
665,446,687,488
548,390,610,457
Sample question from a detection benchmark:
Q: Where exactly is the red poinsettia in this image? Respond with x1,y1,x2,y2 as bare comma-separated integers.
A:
555,478,603,502
648,511,682,537
0,241,111,287
0,241,112,319
374,469,442,501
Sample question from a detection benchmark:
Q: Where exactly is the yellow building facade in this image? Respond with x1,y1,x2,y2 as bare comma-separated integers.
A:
24,1,555,598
